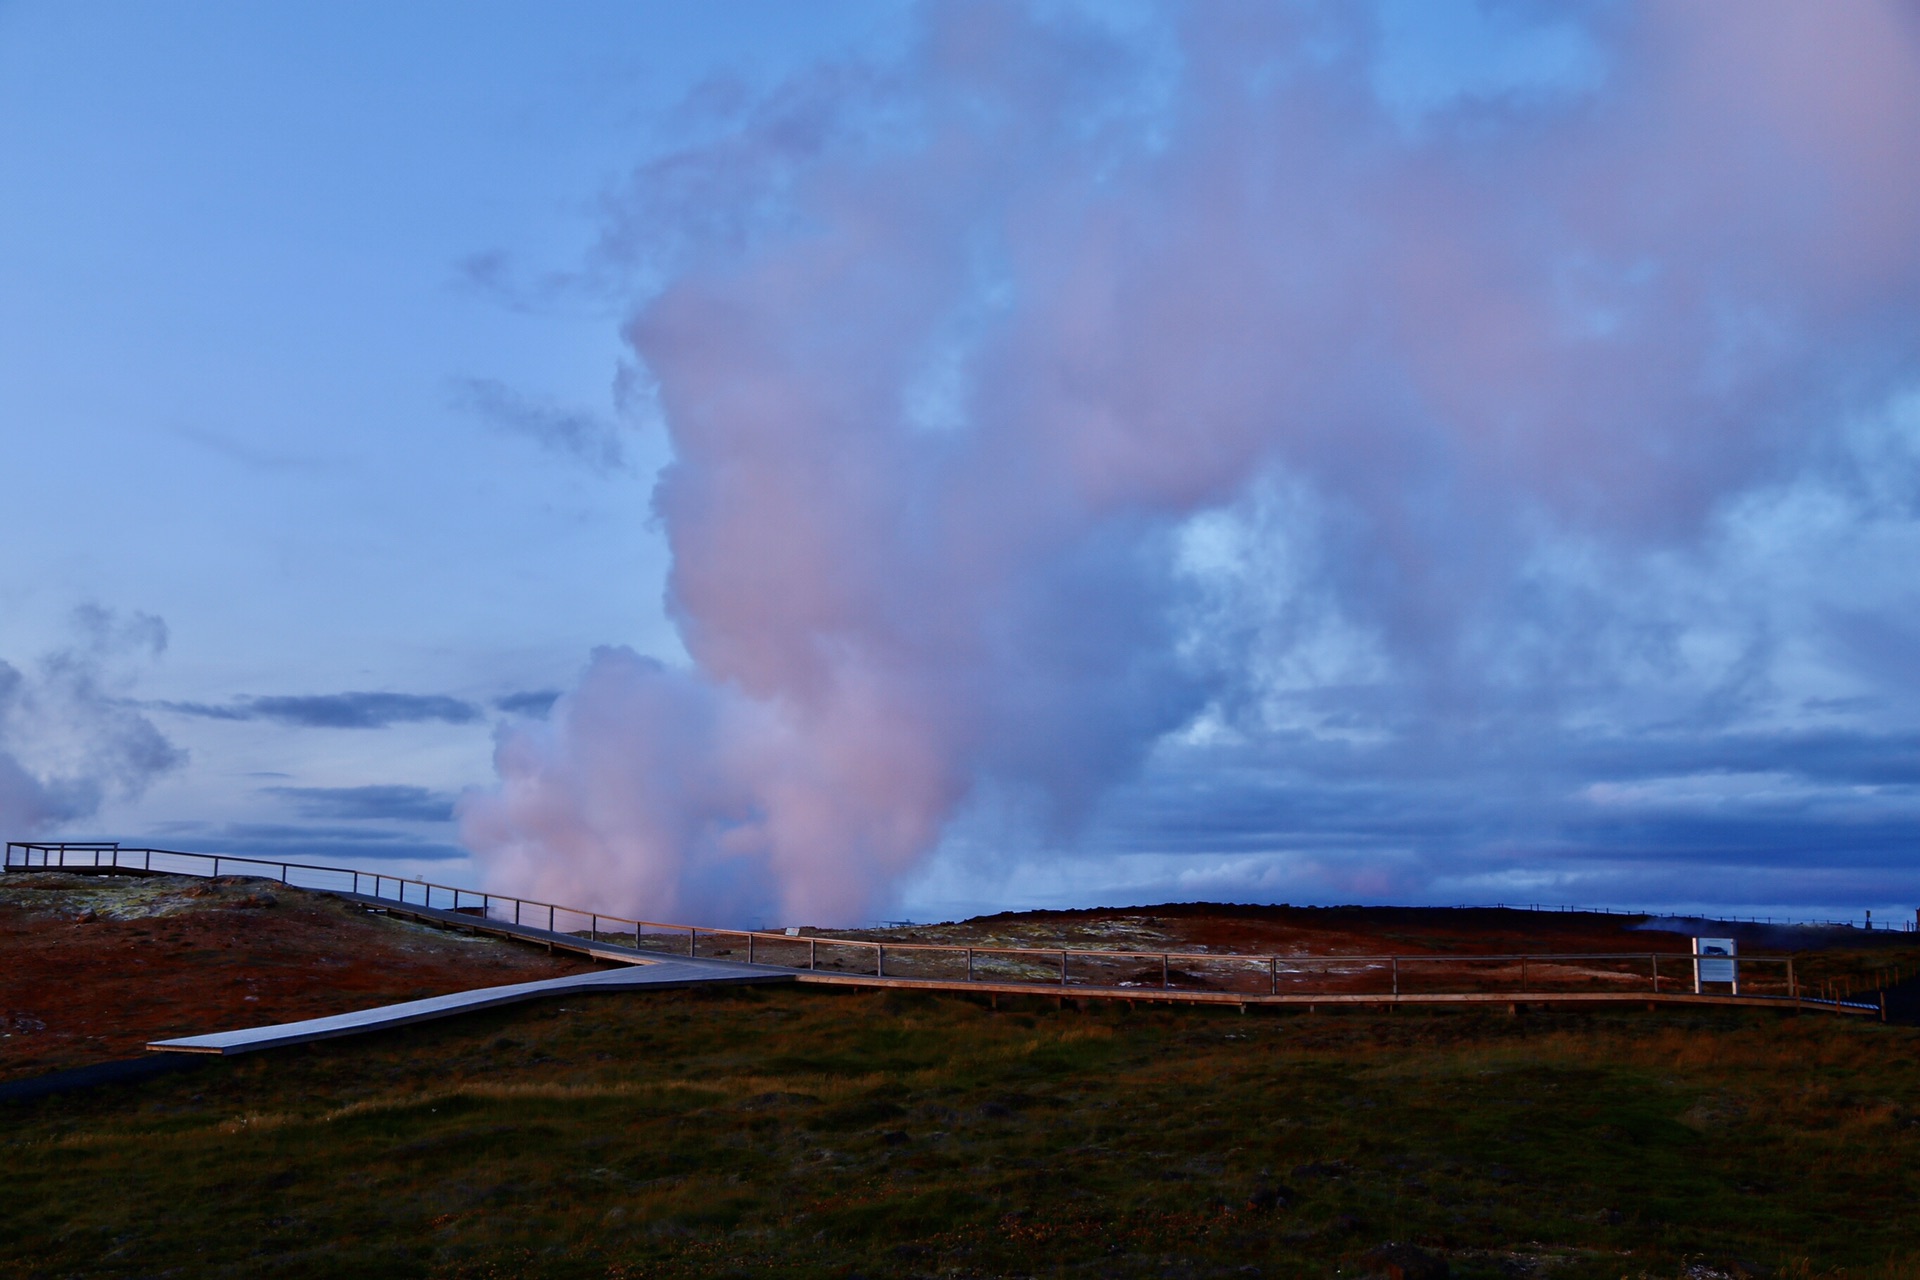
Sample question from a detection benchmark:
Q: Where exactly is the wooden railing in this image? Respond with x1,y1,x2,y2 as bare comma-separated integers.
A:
4,841,1878,1012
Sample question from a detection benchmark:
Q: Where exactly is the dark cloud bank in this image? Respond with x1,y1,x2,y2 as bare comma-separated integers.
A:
264,785,457,824
446,1,1920,924
161,690,560,730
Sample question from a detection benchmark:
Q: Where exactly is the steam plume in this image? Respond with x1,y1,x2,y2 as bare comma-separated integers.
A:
461,2,1920,923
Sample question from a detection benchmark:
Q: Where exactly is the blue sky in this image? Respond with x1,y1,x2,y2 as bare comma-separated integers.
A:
0,1,893,866
3,2,1918,926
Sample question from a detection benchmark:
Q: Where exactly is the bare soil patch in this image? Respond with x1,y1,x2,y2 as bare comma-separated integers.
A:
0,871,593,1081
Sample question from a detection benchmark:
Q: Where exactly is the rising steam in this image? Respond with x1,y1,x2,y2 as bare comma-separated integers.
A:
459,2,1920,923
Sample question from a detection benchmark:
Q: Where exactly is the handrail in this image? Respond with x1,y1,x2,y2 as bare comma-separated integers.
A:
0,840,1874,1011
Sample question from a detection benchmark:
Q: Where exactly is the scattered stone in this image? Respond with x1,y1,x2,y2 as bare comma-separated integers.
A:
881,1129,911,1146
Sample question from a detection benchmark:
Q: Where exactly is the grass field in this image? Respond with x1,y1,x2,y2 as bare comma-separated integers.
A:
4,983,1918,1279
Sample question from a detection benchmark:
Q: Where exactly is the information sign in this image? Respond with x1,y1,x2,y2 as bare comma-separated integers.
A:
1693,937,1737,992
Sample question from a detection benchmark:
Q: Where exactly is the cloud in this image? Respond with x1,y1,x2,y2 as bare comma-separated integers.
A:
169,424,334,474
462,1,1920,923
494,690,562,718
450,376,629,474
0,606,186,836
147,821,468,864
263,785,457,823
163,692,481,729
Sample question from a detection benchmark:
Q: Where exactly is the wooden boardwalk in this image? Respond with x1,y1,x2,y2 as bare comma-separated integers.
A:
356,891,1875,1018
0,843,1878,1058
148,958,795,1056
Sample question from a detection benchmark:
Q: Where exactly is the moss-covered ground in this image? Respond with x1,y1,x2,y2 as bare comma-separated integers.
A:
3,984,1917,1279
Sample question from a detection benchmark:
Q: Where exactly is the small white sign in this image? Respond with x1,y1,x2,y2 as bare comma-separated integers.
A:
1693,936,1738,991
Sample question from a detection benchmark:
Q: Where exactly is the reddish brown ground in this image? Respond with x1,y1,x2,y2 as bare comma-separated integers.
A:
824,903,1903,997
954,902,1693,954
0,871,594,1081
5,871,1901,1082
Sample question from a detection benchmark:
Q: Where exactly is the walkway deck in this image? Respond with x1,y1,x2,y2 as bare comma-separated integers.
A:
148,960,795,1056
0,843,1875,1059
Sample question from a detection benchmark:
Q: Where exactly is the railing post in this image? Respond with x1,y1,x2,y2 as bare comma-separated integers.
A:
549,904,555,933
1392,956,1399,997
1162,954,1169,989
688,927,695,958
747,933,754,964
1270,956,1277,996
1061,950,1068,986
515,899,521,926
1651,954,1659,992
591,913,598,940
810,938,817,971
280,864,288,884
966,947,974,981
1520,956,1528,989
211,856,219,877
877,945,885,978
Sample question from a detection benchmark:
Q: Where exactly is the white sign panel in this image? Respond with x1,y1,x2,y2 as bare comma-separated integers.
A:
1693,936,1737,990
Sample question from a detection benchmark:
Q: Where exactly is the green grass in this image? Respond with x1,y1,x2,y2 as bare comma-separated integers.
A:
4,985,1919,1278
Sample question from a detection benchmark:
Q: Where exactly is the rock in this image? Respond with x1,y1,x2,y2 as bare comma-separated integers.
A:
1361,1242,1449,1280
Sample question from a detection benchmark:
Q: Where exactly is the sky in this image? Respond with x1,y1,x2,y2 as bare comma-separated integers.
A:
3,1,1918,927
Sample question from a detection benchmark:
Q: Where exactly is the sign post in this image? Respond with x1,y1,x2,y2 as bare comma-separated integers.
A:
1693,937,1738,995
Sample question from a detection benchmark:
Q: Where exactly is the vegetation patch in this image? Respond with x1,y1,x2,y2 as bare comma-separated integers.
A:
5,986,1920,1278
